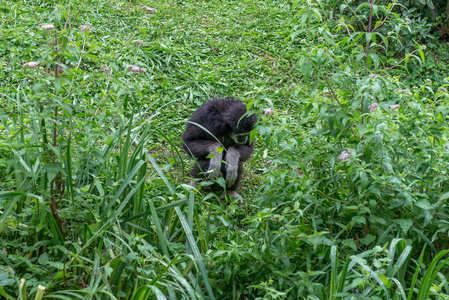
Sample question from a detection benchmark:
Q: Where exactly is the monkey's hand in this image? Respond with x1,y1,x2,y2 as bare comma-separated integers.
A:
206,144,223,179
225,147,240,187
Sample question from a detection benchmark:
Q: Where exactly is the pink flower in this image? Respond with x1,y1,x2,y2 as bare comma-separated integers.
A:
267,160,272,164
426,79,432,83
370,74,376,79
438,87,447,92
406,18,411,23
41,24,55,30
300,39,306,43
133,40,144,45
78,241,83,245
368,103,378,112
78,25,92,32
390,104,400,111
338,151,350,161
127,65,147,73
347,149,354,153
23,62,39,68
264,107,274,116
143,6,157,12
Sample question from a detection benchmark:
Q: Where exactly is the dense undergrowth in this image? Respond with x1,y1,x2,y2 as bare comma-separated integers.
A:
1,0,449,299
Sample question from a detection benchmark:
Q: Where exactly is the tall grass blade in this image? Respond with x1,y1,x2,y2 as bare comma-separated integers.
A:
175,207,215,300
65,134,75,211
102,160,145,218
329,245,338,299
131,285,167,300
416,249,449,300
146,152,174,193
407,246,426,300
149,199,169,257
18,279,27,300
336,257,350,294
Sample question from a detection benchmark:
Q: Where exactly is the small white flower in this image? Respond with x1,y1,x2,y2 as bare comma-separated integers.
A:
300,39,306,44
41,24,55,30
426,79,432,83
133,40,144,45
23,62,40,68
264,107,274,116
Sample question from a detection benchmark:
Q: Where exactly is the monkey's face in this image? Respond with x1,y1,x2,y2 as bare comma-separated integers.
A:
230,133,249,144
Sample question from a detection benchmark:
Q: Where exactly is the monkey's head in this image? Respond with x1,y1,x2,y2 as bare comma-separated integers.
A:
229,112,257,144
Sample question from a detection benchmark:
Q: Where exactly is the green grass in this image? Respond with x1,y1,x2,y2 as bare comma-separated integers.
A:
1,0,449,299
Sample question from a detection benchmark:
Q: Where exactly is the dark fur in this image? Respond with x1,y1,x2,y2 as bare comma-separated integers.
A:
181,98,257,193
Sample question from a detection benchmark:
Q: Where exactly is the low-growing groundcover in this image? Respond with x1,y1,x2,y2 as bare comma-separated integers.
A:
1,0,449,299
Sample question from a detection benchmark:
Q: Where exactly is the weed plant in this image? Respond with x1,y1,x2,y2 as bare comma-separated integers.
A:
0,0,449,299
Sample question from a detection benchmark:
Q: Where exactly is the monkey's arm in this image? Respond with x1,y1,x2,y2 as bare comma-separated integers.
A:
183,139,223,178
225,141,254,186
225,147,240,187
182,139,221,158
181,123,224,158
206,144,223,178
230,142,254,161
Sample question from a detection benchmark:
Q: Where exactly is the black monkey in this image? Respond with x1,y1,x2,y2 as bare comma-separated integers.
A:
181,98,257,200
